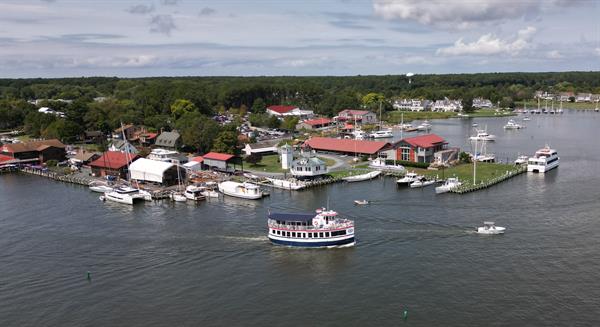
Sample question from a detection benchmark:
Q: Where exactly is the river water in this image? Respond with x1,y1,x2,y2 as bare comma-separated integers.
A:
1,111,600,326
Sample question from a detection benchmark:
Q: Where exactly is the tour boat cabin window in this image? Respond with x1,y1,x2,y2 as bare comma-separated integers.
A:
319,232,324,238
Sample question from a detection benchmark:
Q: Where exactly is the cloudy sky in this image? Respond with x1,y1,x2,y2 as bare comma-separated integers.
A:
1,0,599,77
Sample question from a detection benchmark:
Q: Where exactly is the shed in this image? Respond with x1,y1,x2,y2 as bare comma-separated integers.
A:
129,158,180,185
202,152,235,172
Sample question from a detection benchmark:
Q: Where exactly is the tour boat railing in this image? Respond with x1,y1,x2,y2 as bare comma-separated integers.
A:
268,220,353,230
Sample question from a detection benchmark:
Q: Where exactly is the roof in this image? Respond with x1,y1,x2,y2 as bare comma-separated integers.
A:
301,118,333,126
85,131,104,137
203,152,234,161
89,151,139,170
114,124,134,133
267,105,298,114
246,139,280,149
155,131,181,147
339,109,370,116
129,158,174,183
74,151,99,162
0,154,18,164
401,134,446,148
268,212,315,222
303,137,388,155
1,139,65,153
190,156,204,163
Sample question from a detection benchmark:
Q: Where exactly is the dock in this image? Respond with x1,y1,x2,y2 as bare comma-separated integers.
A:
20,166,94,186
451,165,527,194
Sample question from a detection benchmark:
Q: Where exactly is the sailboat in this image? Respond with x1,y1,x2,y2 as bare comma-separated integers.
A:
369,100,393,138
595,100,599,112
170,161,187,202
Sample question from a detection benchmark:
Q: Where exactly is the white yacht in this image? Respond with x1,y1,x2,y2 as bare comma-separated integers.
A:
476,222,506,235
202,182,220,198
396,171,420,185
396,123,413,130
89,181,113,193
409,177,435,188
417,120,432,131
503,119,524,129
435,177,462,194
514,155,528,165
527,146,559,173
368,158,405,172
219,181,264,199
469,129,496,142
103,186,147,205
184,185,206,201
369,129,393,139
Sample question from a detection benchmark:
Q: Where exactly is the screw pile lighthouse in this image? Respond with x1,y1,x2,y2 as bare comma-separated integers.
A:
267,208,355,248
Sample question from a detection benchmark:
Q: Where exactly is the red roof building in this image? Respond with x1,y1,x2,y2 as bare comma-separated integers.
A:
1,139,66,164
393,134,448,163
190,156,204,163
202,152,236,172
0,154,19,166
336,109,378,124
297,118,334,130
266,105,298,115
89,151,139,178
303,137,389,155
203,152,235,161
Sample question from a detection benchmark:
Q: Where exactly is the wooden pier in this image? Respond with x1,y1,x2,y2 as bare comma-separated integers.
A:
451,165,527,194
20,167,94,186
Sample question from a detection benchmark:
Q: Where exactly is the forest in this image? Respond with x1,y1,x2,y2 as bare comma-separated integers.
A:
1,71,599,153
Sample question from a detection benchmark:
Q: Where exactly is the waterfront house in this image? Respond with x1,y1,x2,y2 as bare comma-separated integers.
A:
108,139,138,154
70,150,101,166
154,131,181,149
433,98,463,112
575,93,592,103
202,152,236,172
296,118,334,131
302,137,389,156
243,139,280,156
266,105,314,119
129,158,181,186
472,98,492,109
89,151,139,179
290,150,327,178
336,109,378,125
393,134,448,163
1,139,66,164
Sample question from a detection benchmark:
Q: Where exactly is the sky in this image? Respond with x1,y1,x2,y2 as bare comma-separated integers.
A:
1,0,599,77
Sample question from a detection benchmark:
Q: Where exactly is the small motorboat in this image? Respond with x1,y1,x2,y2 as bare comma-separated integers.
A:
170,191,187,202
409,178,435,188
476,222,506,235
514,155,528,165
472,123,478,127
354,200,369,205
435,177,462,194
523,116,531,121
417,120,432,131
397,171,420,185
89,181,113,193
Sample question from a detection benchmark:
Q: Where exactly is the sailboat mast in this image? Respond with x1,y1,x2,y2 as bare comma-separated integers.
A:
379,99,383,131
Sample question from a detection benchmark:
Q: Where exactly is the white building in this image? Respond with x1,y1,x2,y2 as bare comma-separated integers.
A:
433,98,463,112
472,98,492,109
280,143,293,169
38,107,66,118
266,105,314,118
243,139,279,156
393,99,431,112
129,158,180,185
290,150,327,178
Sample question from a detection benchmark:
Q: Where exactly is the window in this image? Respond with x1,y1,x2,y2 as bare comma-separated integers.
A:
286,231,290,237
325,232,330,237
319,232,324,238
292,232,296,237
401,148,410,161
332,230,346,236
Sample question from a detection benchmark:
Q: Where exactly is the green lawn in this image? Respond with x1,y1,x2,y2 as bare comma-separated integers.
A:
244,154,336,173
409,162,519,186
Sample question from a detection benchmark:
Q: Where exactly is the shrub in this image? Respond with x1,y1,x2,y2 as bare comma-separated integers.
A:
45,160,58,167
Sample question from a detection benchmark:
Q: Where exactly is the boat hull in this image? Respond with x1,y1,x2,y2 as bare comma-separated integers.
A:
220,188,263,199
527,161,559,173
268,235,355,248
104,193,145,205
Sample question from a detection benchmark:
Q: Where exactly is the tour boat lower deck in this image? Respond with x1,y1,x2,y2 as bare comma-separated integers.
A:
267,209,355,248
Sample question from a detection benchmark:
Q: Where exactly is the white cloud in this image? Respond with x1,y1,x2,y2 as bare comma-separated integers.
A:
373,0,572,28
546,50,563,59
437,26,536,56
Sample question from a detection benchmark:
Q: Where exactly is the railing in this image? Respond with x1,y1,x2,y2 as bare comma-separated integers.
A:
268,220,354,231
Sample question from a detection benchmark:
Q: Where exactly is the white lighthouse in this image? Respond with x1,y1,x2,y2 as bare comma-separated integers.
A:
280,143,294,170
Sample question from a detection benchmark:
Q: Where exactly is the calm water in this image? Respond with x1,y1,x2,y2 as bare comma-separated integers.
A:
1,111,600,326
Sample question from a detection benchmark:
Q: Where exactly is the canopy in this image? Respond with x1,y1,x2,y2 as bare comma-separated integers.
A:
129,158,174,183
268,212,315,222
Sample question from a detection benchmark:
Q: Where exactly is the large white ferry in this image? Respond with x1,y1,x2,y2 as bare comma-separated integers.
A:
527,146,559,173
267,208,355,248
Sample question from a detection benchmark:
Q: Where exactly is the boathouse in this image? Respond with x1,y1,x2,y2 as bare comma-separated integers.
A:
89,151,139,179
129,158,181,185
202,152,235,172
291,151,327,178
335,109,378,125
393,134,448,163
302,137,389,156
1,139,66,164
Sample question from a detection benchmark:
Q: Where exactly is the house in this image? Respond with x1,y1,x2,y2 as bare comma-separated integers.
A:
38,107,65,118
1,139,66,164
575,93,592,103
112,124,135,140
558,92,574,102
296,118,334,131
108,139,138,154
89,151,139,179
393,99,431,112
154,131,181,149
136,131,158,146
69,150,101,166
291,151,327,178
129,158,181,186
243,139,280,156
202,152,236,172
393,134,448,163
0,154,20,167
472,98,492,109
433,98,463,112
336,109,378,125
183,156,204,172
266,105,314,119
302,137,389,156
535,91,555,100
83,131,104,144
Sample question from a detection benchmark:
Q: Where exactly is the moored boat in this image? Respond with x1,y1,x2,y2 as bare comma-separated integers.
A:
219,181,264,199
527,146,559,173
89,181,113,193
342,170,381,182
409,178,435,188
184,185,207,201
435,177,462,194
396,171,420,185
104,186,146,205
266,177,307,190
267,208,355,248
368,158,405,172
369,129,393,138
469,129,496,142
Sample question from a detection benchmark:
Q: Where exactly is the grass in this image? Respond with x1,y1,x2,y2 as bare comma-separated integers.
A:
409,162,519,186
244,154,336,173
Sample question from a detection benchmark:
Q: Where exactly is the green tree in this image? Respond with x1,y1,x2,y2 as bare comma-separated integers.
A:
267,116,281,129
175,112,220,153
281,116,299,132
462,96,474,113
245,153,263,165
211,130,239,154
459,151,472,164
251,98,266,113
170,99,197,119
361,93,385,110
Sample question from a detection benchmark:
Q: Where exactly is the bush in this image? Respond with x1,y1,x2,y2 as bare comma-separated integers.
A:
459,151,472,164
245,153,263,165
385,159,429,169
45,160,58,167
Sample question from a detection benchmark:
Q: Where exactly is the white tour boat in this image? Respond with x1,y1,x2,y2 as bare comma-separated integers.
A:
503,119,524,130
396,171,420,185
342,170,381,183
184,185,206,201
476,222,506,235
469,129,496,142
103,186,147,205
89,181,113,193
409,177,435,188
219,181,264,199
267,208,355,248
369,129,393,139
527,146,559,173
435,177,462,194
417,120,432,131
368,158,405,172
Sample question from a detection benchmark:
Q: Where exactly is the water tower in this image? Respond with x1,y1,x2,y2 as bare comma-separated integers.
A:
280,143,293,169
406,72,414,85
